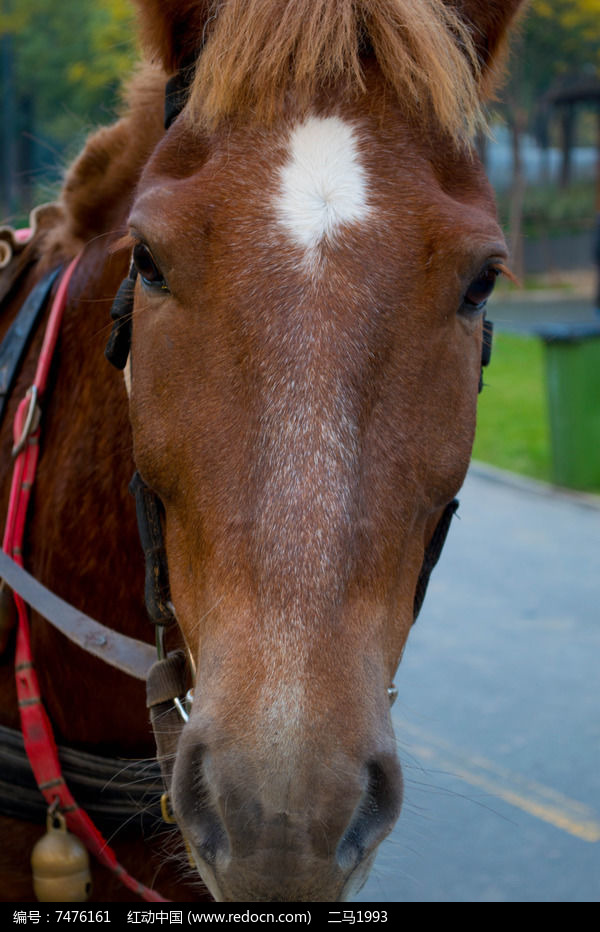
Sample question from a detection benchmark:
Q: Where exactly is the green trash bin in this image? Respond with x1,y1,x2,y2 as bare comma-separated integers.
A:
538,323,600,492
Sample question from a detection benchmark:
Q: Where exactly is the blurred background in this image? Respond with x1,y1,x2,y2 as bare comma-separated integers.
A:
0,0,135,219
2,0,600,494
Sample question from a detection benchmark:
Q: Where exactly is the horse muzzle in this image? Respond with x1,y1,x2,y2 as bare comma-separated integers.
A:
170,708,403,902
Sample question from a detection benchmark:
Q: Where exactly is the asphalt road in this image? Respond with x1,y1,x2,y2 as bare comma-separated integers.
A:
489,291,600,334
356,464,600,903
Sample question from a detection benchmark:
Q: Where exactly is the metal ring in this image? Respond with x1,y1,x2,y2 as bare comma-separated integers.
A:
155,623,191,724
12,386,40,458
173,696,189,723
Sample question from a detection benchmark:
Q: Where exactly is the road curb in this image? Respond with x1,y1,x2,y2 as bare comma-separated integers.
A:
468,460,600,511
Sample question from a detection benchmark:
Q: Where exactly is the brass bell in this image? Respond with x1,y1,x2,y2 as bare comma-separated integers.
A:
31,809,92,902
0,582,17,656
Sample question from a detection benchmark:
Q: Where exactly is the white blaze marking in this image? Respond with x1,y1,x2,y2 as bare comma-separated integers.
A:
277,115,370,251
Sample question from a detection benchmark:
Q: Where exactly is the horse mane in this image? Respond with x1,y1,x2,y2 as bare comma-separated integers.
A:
183,0,483,144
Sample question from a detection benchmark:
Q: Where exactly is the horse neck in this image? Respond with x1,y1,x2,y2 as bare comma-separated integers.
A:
0,88,167,753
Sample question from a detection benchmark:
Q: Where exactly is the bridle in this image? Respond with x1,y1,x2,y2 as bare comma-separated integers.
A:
0,70,494,902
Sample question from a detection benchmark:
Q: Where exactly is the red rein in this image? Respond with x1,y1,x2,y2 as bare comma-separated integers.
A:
2,257,167,903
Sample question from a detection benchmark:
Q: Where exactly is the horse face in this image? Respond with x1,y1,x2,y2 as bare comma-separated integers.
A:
126,89,506,900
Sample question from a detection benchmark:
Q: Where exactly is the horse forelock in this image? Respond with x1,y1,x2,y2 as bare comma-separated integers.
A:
184,0,484,146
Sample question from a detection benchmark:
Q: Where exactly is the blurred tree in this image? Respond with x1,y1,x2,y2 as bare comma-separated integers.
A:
2,0,600,225
0,0,135,217
531,0,600,70
497,0,600,276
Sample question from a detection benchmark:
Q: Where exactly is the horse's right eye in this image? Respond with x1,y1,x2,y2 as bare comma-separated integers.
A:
133,242,168,291
460,265,499,317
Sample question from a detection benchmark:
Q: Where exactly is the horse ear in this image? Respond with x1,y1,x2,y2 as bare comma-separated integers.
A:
449,0,527,98
132,0,213,73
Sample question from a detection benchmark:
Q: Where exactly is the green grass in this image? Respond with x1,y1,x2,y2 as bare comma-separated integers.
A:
473,333,552,482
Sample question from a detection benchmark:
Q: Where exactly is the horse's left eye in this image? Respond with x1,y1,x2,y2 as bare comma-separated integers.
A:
461,266,499,315
133,242,168,291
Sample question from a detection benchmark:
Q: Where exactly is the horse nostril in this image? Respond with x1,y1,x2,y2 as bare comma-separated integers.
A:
189,804,229,866
172,747,230,867
336,758,403,871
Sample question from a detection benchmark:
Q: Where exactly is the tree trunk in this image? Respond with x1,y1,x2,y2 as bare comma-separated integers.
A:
509,109,527,283
1,32,18,219
559,106,575,190
594,111,600,309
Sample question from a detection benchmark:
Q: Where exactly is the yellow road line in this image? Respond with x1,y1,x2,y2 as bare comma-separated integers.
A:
401,722,600,843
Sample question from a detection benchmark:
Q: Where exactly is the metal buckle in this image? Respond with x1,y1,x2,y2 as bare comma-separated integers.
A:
12,386,40,458
160,793,195,867
160,792,177,824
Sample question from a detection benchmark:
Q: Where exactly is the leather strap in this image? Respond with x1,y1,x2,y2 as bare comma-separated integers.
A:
164,60,197,130
146,651,189,791
0,267,61,424
413,498,459,622
0,724,166,833
130,472,176,627
104,267,136,371
0,549,155,681
479,316,493,392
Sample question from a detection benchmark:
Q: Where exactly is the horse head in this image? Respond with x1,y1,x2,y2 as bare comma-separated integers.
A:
119,0,525,902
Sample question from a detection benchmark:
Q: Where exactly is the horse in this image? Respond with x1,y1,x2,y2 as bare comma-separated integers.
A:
0,0,526,904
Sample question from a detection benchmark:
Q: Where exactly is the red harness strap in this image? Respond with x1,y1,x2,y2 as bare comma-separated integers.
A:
2,257,168,903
